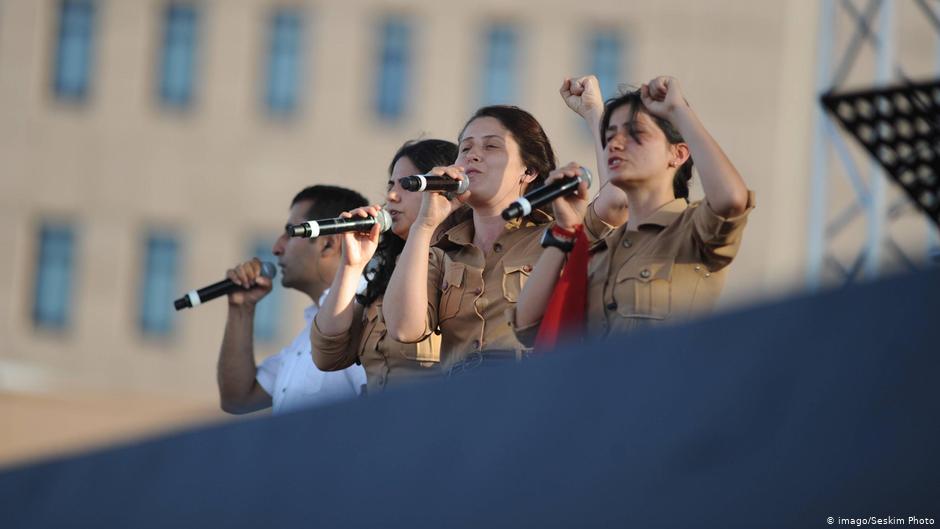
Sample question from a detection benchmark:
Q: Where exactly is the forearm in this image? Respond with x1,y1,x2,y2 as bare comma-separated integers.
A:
584,112,629,226
316,264,365,336
515,247,567,329
383,225,434,342
217,305,265,409
671,106,748,216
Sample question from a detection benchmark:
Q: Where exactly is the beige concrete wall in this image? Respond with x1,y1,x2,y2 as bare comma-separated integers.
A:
1,0,937,466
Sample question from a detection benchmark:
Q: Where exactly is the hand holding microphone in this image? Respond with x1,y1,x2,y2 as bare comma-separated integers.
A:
338,205,386,269
174,258,277,310
501,163,592,224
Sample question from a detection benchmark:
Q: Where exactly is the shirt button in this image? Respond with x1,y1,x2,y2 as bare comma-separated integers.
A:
473,287,482,295
281,388,287,393
443,282,449,289
473,340,481,350
622,239,632,248
694,265,702,271
640,269,651,278
494,243,503,253
606,302,617,311
296,351,301,357
523,264,533,273
704,272,711,278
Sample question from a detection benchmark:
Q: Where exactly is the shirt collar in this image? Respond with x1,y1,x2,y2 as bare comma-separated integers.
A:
436,209,553,248
637,198,688,229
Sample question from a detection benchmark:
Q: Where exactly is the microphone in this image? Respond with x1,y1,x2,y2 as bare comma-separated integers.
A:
501,166,593,221
399,174,470,194
174,261,277,311
286,209,392,238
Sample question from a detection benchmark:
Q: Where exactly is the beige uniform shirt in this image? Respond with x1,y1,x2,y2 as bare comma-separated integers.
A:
311,297,441,393
412,211,551,370
514,192,755,346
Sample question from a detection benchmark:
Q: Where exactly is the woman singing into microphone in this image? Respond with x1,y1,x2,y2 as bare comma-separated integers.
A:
513,76,754,347
311,139,458,392
381,106,559,374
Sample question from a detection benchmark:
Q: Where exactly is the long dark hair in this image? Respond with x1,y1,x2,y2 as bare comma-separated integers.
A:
600,89,694,200
357,139,458,307
459,105,557,193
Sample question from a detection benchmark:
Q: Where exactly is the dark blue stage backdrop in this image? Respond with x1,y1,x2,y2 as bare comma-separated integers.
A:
2,269,939,528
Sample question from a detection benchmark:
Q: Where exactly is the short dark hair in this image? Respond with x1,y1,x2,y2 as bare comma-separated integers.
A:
291,185,369,221
600,89,694,200
459,105,556,192
359,139,458,307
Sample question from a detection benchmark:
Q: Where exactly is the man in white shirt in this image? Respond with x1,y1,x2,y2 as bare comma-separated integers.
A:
216,185,368,415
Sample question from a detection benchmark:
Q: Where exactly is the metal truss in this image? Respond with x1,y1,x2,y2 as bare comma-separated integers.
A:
807,0,940,291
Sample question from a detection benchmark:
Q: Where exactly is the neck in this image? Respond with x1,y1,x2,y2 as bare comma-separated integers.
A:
471,210,508,253
299,282,328,307
621,182,676,231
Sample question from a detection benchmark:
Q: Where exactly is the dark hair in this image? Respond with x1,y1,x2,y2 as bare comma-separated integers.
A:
358,139,458,307
291,185,369,221
600,89,694,200
459,105,556,192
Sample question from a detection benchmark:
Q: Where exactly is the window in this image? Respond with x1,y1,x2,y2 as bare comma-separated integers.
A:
250,240,283,342
158,3,199,108
265,9,304,116
481,24,518,106
53,0,96,101
589,30,623,99
32,223,76,330
139,232,180,336
375,16,411,121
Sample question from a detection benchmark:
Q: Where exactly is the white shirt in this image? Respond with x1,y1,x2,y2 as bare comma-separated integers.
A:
256,293,366,415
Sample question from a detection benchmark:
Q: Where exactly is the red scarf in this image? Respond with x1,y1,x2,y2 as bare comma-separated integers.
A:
534,225,589,352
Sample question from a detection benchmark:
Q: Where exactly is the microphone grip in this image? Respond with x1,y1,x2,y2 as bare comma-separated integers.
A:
174,278,235,310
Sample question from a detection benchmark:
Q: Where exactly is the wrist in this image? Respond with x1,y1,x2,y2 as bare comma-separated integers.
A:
227,302,256,315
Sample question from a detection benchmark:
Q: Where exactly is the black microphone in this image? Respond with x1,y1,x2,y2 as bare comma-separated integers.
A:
286,209,392,238
399,174,470,194
501,167,593,221
174,261,277,311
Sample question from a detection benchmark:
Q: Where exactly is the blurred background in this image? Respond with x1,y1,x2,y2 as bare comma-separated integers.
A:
0,0,937,467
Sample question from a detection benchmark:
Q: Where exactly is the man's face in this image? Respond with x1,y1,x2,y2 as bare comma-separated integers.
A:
272,200,322,291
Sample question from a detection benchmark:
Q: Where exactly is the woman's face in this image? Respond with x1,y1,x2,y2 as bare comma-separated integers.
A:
456,116,531,209
604,104,676,190
386,156,423,239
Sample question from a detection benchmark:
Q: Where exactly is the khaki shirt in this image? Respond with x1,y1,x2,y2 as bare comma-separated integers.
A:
514,192,755,346
412,206,613,370
414,211,552,370
311,297,441,393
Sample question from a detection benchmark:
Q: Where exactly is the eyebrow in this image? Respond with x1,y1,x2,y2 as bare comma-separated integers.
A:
460,134,504,143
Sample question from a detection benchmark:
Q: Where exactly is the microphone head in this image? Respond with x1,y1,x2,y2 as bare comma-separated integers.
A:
578,166,593,189
399,175,422,192
455,176,470,194
260,261,277,279
375,209,393,232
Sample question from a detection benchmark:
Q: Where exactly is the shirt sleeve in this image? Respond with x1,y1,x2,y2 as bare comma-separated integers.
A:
690,190,756,271
255,350,284,396
310,303,363,372
397,248,444,344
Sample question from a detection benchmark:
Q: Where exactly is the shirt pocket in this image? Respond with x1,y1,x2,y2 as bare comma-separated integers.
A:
501,259,534,303
612,256,674,320
439,261,466,323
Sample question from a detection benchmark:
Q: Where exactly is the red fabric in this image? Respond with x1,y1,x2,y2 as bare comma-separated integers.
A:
534,225,589,352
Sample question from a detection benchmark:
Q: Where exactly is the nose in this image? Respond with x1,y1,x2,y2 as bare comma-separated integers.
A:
272,233,286,256
386,183,401,203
